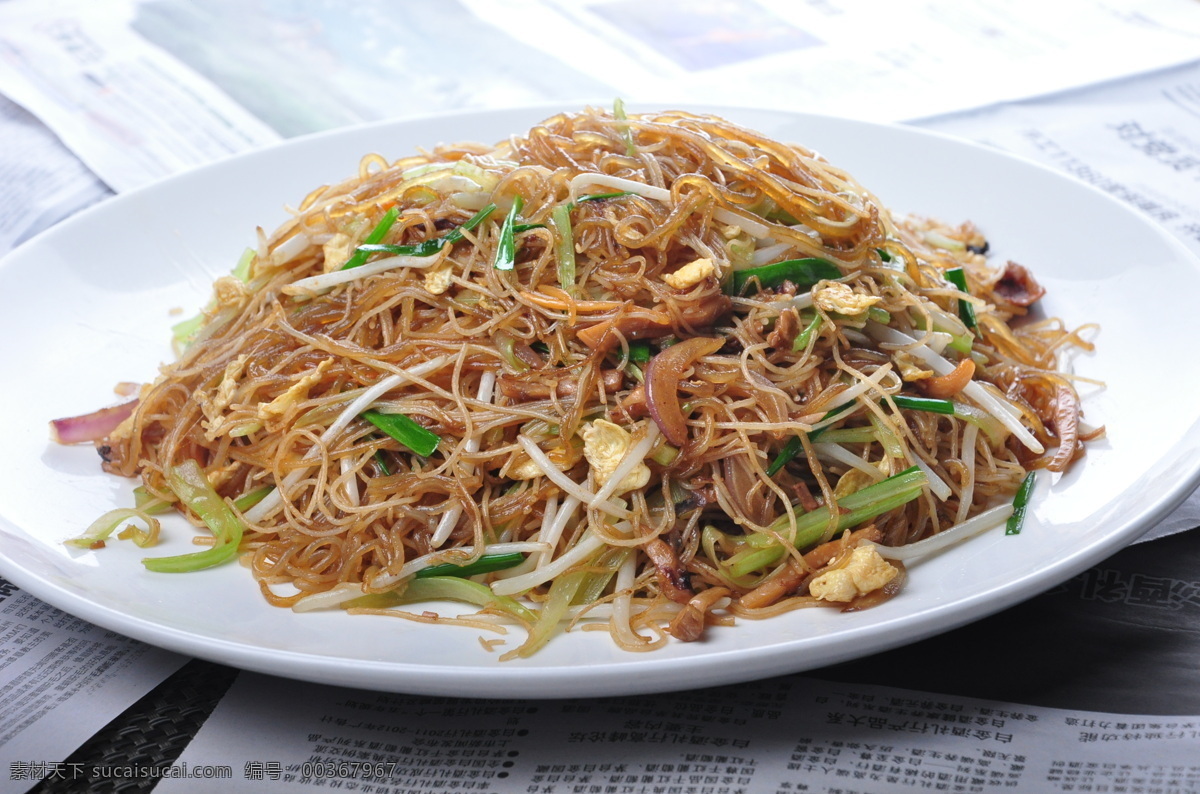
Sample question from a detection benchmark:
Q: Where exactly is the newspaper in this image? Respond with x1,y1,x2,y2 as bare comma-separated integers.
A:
0,95,110,252
154,671,1200,793
921,58,1200,261
4,0,1200,196
0,579,185,794
0,0,281,192
462,0,1200,122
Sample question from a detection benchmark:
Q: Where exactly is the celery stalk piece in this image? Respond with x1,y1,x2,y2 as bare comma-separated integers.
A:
725,466,928,578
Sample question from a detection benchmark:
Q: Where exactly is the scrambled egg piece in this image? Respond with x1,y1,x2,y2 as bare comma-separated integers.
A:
322,232,354,272
893,349,933,381
423,263,454,295
581,419,651,495
507,456,544,481
813,281,880,315
257,359,334,430
506,442,583,480
196,355,249,440
809,545,898,603
212,275,251,312
663,258,716,290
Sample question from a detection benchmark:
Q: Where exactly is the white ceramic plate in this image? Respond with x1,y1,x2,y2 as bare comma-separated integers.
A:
2,105,1199,699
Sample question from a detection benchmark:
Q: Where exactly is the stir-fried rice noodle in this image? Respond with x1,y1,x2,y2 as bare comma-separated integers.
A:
91,107,1100,654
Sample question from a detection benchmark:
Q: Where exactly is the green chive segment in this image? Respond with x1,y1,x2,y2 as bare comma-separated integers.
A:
766,436,802,477
891,395,956,415
415,552,526,580
493,196,525,271
355,203,497,260
945,267,979,331
341,207,400,270
550,203,575,292
1006,471,1036,535
729,258,842,296
362,410,440,457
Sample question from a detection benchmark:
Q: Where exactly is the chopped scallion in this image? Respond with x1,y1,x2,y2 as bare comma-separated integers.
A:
809,401,857,440
233,485,274,512
726,466,927,577
346,577,536,625
628,341,652,364
613,98,636,157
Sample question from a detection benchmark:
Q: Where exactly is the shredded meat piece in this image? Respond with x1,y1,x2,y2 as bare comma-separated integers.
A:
766,308,800,350
667,587,730,642
497,370,623,400
578,295,731,351
644,538,693,603
917,358,975,399
792,480,820,512
994,261,1045,307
